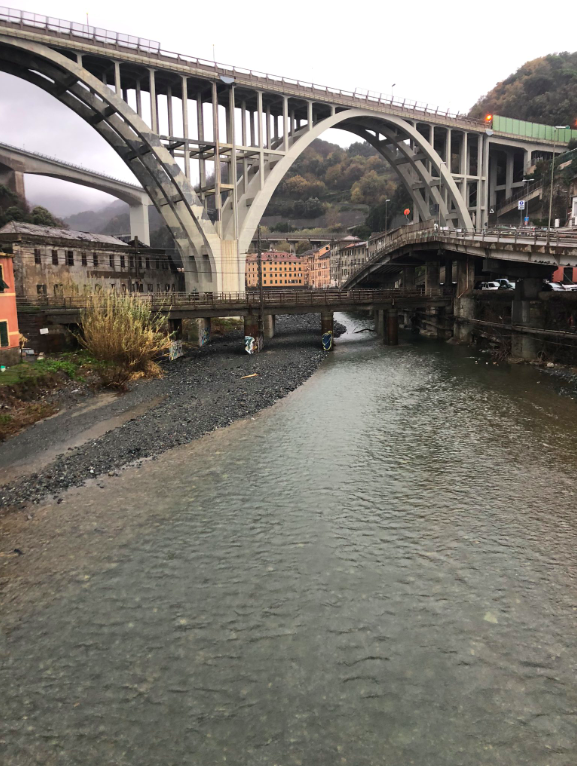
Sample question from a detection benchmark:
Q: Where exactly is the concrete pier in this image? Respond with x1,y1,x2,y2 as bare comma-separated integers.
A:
197,317,211,347
386,309,399,346
511,278,544,360
425,261,440,292
263,314,275,340
375,309,385,338
244,314,263,354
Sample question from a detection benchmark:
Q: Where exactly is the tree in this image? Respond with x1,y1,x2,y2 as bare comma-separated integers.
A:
351,171,394,206
469,52,577,126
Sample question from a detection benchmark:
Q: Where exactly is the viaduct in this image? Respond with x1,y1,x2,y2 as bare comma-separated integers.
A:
1,7,575,296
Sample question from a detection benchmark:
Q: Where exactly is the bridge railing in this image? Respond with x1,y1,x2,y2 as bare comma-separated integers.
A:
16,287,446,313
0,6,484,128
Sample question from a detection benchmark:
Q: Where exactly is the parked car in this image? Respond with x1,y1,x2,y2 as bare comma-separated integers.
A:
478,281,500,291
493,278,516,290
542,281,566,291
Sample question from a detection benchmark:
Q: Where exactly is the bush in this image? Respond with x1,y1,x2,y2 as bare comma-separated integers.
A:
79,292,170,388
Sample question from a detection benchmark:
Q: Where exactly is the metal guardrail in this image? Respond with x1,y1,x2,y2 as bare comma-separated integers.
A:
16,287,447,313
0,6,482,127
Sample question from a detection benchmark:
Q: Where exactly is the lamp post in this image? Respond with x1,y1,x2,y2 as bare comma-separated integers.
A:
547,125,570,244
384,198,391,243
391,84,396,104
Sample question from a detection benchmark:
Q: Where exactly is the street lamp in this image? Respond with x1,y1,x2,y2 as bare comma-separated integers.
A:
547,125,570,244
391,84,396,104
384,198,391,241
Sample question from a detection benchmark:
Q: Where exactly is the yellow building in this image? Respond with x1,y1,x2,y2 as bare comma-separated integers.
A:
246,251,307,288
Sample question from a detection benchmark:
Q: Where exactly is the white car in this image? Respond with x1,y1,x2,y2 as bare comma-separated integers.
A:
478,281,500,291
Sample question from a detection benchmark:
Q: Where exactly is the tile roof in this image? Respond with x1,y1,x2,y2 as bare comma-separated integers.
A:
0,221,129,246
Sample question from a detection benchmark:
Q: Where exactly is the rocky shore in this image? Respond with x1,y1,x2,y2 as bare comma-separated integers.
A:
0,314,346,513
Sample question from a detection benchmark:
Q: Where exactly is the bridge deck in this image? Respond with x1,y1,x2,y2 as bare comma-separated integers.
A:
17,289,451,321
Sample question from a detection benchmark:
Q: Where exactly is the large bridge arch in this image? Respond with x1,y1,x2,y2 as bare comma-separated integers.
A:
0,34,220,290
235,108,474,256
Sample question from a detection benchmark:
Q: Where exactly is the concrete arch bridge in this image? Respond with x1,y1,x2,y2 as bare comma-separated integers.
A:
0,141,151,243
1,7,574,293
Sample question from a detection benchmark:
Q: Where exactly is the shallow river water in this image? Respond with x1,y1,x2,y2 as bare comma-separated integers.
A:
2,315,577,765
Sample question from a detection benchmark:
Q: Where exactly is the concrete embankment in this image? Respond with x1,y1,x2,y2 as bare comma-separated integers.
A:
0,314,345,514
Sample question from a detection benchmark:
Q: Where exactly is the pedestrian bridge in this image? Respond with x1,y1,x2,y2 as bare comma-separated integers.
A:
1,6,575,295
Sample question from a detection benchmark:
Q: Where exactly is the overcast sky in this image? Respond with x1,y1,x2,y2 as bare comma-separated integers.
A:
1,0,574,215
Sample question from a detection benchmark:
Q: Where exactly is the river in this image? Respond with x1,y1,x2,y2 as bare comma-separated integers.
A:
1,314,577,765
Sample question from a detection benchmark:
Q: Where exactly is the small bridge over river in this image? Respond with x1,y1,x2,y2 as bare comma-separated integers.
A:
18,287,451,351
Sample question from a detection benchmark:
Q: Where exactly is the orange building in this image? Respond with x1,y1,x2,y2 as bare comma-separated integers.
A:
307,245,331,288
0,252,20,365
246,251,307,288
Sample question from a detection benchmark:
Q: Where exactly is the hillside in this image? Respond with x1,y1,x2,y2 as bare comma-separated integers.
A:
469,52,577,126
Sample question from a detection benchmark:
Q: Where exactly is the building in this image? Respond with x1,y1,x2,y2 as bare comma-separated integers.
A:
338,241,369,285
246,251,307,288
0,251,20,364
0,222,183,297
329,236,362,286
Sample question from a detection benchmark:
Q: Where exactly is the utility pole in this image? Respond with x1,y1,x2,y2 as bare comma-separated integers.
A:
257,225,264,332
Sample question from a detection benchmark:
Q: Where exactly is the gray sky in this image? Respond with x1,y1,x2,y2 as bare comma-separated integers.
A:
1,0,575,215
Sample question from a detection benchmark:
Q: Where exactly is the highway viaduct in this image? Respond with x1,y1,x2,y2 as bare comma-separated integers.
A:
0,141,152,244
1,7,575,296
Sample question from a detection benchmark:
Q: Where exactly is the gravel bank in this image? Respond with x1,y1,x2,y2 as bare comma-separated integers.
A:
0,314,346,513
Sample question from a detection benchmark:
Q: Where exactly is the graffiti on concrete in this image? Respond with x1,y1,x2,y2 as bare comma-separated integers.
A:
169,340,184,361
322,331,333,351
245,335,263,354
200,327,210,347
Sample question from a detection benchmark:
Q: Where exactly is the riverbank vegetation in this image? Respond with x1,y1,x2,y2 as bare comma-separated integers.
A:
79,292,170,388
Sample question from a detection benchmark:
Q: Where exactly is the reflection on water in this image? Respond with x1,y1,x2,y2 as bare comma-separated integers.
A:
2,314,577,765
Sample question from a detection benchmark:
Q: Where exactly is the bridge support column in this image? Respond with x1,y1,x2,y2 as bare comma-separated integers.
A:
454,296,475,343
511,278,544,360
425,261,440,293
444,259,453,288
263,314,275,339
129,203,150,246
402,267,416,289
197,317,211,347
321,311,334,351
386,309,399,346
375,309,385,337
244,314,263,354
456,258,475,296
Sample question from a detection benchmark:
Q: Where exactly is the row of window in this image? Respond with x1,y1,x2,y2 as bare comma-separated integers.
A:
33,249,169,271
37,282,177,295
262,279,303,285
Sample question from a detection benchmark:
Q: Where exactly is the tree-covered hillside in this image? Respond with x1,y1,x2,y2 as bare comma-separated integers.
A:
469,52,577,126
265,138,397,221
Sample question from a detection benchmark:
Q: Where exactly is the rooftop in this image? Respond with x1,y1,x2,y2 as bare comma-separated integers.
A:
246,251,302,262
0,221,130,246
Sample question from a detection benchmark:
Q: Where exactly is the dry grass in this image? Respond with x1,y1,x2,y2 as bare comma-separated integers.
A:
79,292,170,388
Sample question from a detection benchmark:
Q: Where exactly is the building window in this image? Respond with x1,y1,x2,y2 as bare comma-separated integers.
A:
34,248,41,264
54,284,63,295
171,284,175,291
36,284,47,295
162,261,168,270
109,255,115,268
66,250,74,266
145,257,150,270
155,259,160,270
148,284,154,292
0,264,5,292
52,250,59,265
0,321,8,347
93,252,98,267
81,252,87,267
138,283,143,293
129,256,135,269
138,256,143,269
120,255,126,268
165,284,170,292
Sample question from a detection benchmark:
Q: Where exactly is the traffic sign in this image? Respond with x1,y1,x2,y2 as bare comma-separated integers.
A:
518,200,526,210
524,216,529,224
